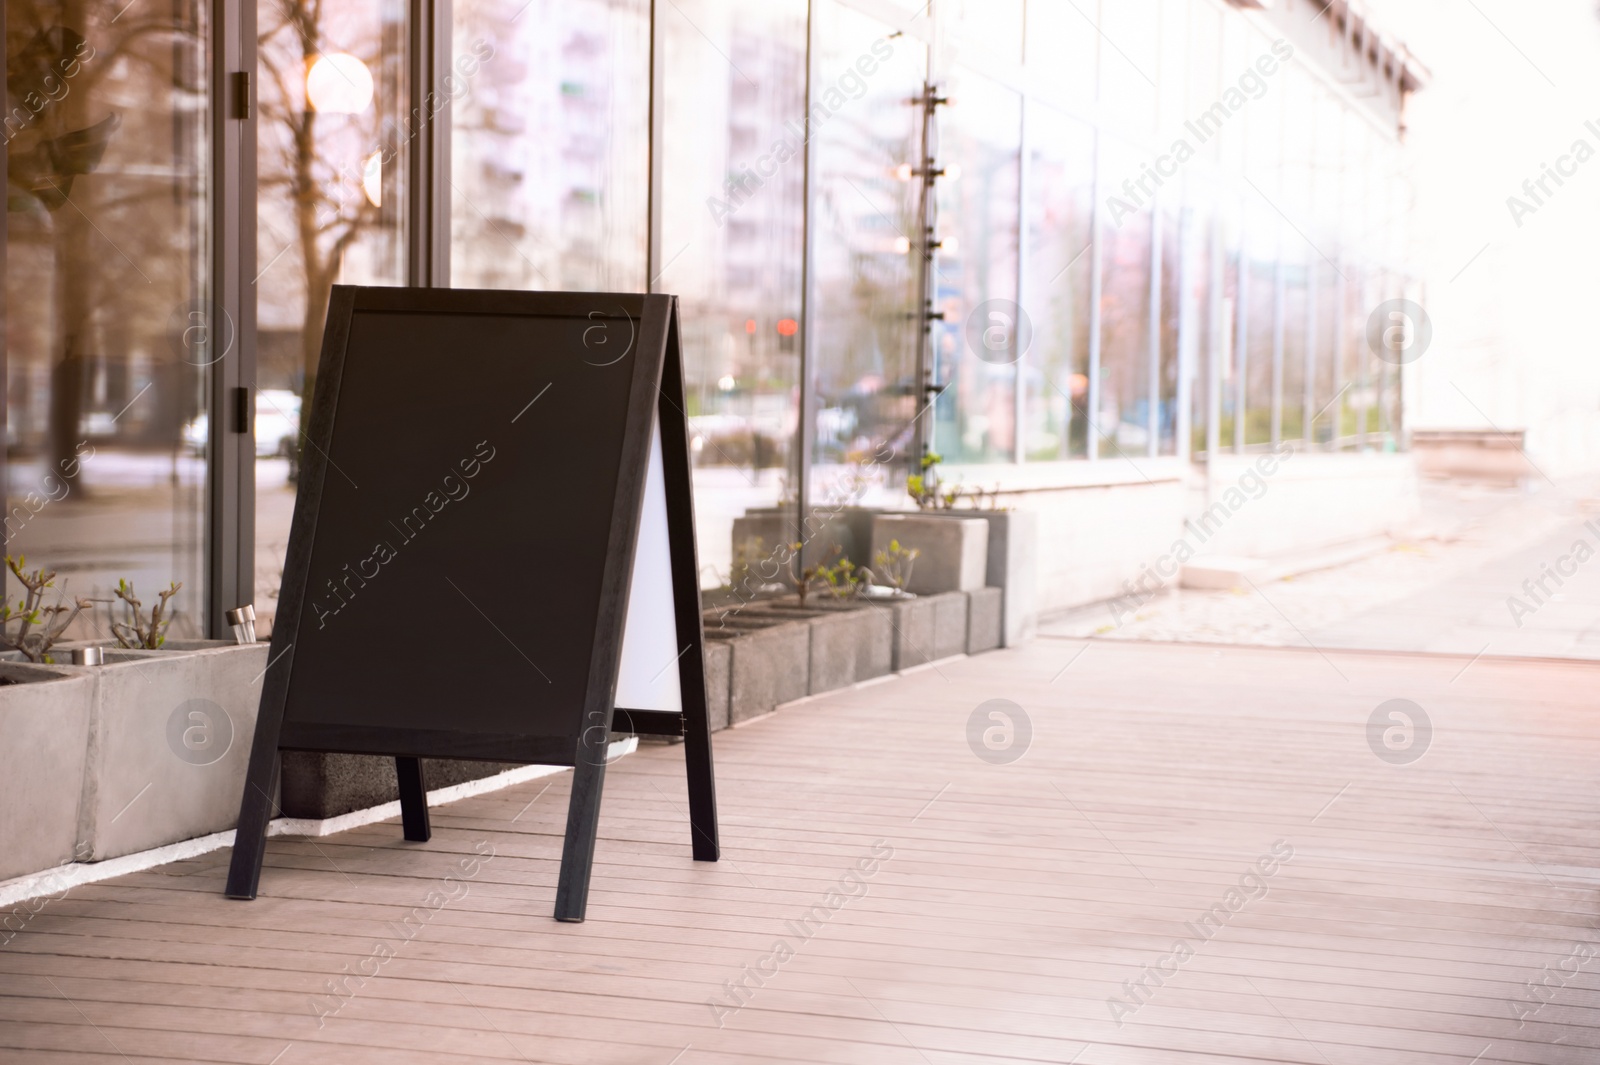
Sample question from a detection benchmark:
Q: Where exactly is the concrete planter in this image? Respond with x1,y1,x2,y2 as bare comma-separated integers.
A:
966,587,1003,654
749,599,893,694
0,663,93,881
67,642,269,861
917,510,1037,647
732,503,1037,647
885,590,969,670
871,514,988,595
703,612,809,723
704,640,731,732
731,505,878,574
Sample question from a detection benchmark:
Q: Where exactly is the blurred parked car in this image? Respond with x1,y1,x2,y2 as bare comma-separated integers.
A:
182,389,300,457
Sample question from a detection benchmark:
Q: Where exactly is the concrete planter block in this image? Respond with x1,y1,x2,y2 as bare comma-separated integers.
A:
71,643,270,861
753,600,893,694
917,510,1037,647
280,753,522,819
871,514,988,595
0,663,93,881
832,604,894,684
966,587,1003,654
732,505,878,575
802,612,856,694
704,640,731,732
931,590,970,660
704,615,809,723
886,596,936,671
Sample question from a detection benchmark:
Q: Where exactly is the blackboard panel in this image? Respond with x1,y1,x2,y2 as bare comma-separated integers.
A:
281,301,642,750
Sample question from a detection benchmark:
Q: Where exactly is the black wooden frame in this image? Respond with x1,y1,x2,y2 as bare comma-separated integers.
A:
224,287,718,922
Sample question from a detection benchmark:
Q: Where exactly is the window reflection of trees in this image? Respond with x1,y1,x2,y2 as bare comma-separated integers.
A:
5,0,208,635
7,4,205,475
257,0,404,402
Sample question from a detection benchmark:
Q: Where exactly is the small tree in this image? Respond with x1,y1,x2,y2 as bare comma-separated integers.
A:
788,542,845,606
109,580,182,649
0,557,93,663
873,540,920,596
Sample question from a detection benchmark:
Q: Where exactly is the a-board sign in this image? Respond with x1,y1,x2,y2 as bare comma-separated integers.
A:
225,287,718,922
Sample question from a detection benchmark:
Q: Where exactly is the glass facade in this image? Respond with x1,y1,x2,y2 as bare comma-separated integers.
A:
4,0,1419,627
4,0,212,636
450,0,649,292
659,0,807,583
805,0,925,517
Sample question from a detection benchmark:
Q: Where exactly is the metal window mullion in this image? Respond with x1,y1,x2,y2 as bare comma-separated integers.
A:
207,0,255,637
1086,129,1103,462
1270,245,1283,448
647,0,666,292
1233,207,1248,454
409,0,449,287
1205,203,1222,463
1014,94,1029,466
1146,187,1161,458
1173,187,1192,465
1303,258,1316,446
1332,261,1346,445
795,0,819,543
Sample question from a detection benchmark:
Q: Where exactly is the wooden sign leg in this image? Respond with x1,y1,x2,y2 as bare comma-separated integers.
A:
681,655,719,862
554,750,608,922
225,746,281,900
396,757,431,842
658,302,719,863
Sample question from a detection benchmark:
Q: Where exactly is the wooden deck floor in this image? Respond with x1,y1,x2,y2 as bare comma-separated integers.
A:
1,638,1597,1064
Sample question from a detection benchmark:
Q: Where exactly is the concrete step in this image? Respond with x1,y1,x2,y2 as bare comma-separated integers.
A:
1180,535,1393,592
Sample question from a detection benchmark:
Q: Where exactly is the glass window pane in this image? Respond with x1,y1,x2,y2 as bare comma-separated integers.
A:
450,0,649,291
1023,104,1093,460
808,0,925,506
1098,137,1153,456
6,1,211,637
1218,193,1242,452
1243,214,1276,447
1158,191,1180,455
1282,256,1308,444
931,66,1021,465
255,0,411,621
658,0,807,588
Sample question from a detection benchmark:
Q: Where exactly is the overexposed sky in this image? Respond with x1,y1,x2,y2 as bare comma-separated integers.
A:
1375,0,1600,467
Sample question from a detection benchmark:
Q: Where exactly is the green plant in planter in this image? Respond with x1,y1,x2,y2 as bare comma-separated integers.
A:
873,539,920,595
110,579,182,650
907,450,945,510
908,450,1008,511
0,556,94,663
787,541,843,606
817,556,871,600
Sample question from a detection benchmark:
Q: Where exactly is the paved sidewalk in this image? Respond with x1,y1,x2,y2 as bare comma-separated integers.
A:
1043,479,1600,660
0,638,1596,1063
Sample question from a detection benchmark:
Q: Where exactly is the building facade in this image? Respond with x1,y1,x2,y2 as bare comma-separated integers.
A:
3,0,1425,635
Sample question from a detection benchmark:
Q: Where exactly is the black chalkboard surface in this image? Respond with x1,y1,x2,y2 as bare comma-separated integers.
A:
225,288,718,922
